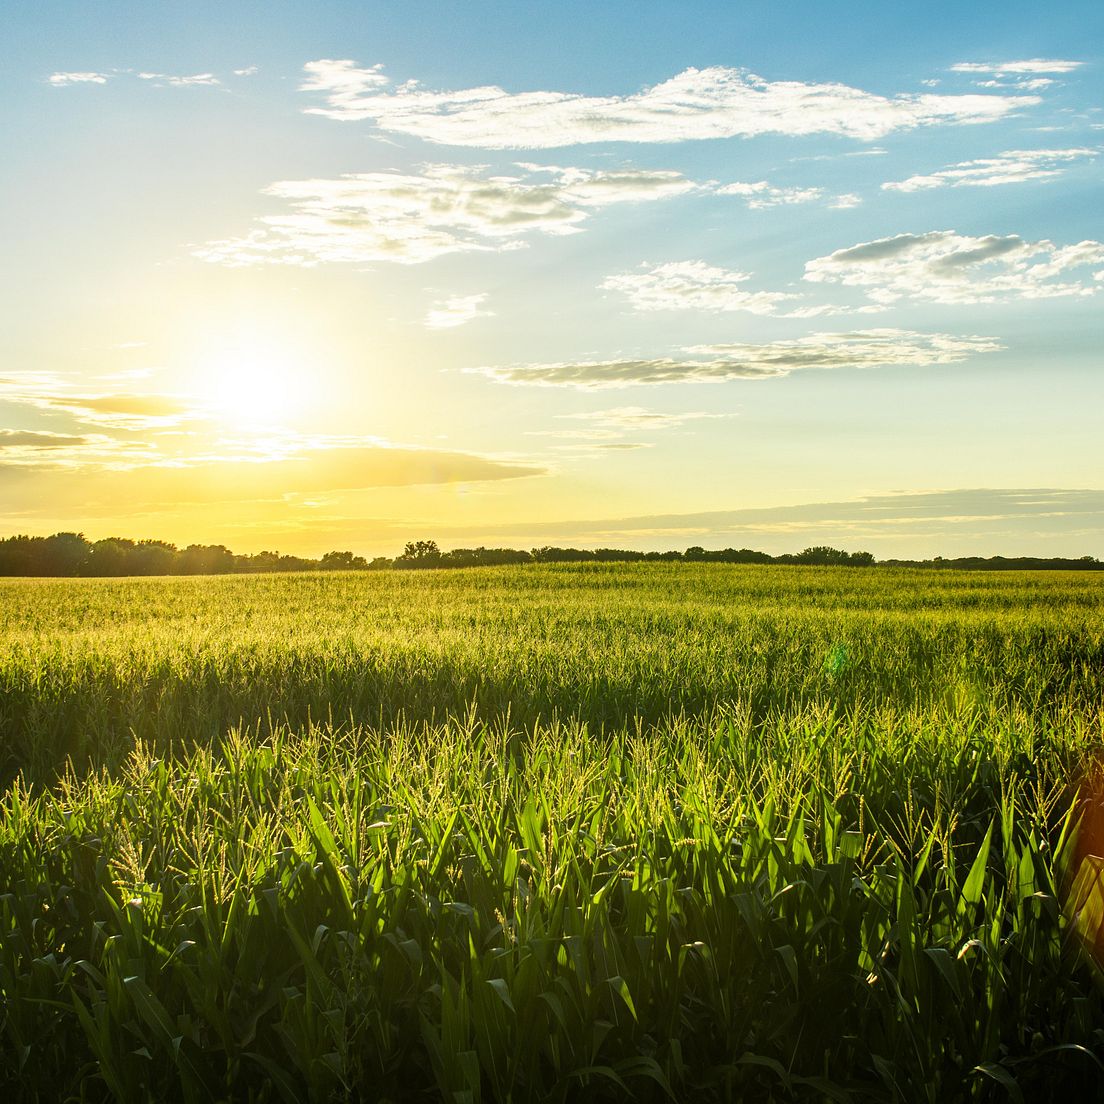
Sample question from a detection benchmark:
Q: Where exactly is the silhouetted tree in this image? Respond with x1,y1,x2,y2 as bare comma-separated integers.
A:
179,544,235,575
85,538,137,576
396,540,442,568
132,539,178,575
320,550,368,570
39,532,91,575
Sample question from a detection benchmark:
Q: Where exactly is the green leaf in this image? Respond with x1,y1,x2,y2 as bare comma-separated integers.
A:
972,1062,1024,1104
960,821,994,914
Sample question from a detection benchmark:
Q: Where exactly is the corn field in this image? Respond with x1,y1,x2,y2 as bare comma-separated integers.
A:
2,565,1104,1101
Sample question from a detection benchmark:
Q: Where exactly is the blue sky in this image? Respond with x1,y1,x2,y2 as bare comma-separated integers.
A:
2,2,1102,556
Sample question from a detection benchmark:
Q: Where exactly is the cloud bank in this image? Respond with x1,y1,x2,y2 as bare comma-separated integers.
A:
299,60,1039,148
195,163,697,267
0,432,543,517
805,231,1104,304
431,488,1104,552
471,330,999,389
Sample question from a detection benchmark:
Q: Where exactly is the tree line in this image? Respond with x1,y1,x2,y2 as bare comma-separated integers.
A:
0,532,1097,577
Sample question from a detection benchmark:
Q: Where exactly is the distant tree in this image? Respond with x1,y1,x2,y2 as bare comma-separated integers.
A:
726,548,773,564
530,547,595,563
132,539,178,576
396,540,442,569
594,548,645,562
404,540,440,559
794,546,849,566
40,532,91,575
179,544,235,575
85,538,137,576
320,550,368,571
0,535,43,575
246,551,283,573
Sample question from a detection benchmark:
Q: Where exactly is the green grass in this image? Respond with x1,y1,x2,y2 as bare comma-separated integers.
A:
1,565,1103,1101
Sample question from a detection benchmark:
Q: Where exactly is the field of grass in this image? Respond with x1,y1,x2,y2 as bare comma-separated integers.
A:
2,565,1104,1101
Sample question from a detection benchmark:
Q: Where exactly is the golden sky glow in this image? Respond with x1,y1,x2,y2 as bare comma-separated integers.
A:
3,4,1103,557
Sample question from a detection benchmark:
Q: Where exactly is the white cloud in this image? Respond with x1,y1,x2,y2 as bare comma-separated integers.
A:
138,72,220,86
195,163,697,267
717,181,823,208
602,261,795,315
300,59,389,108
604,260,883,318
299,60,1040,148
805,231,1104,304
470,330,999,389
48,71,110,86
425,293,493,329
829,193,863,209
950,59,1083,75
883,147,1096,192
233,66,259,77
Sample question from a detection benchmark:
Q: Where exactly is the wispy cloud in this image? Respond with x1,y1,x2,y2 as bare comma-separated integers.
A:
48,71,110,86
137,72,220,87
0,428,155,470
717,181,824,208
717,178,864,211
533,406,728,445
949,59,1083,75
883,147,1096,192
972,78,1059,92
49,68,224,90
603,261,796,315
195,163,697,267
0,374,197,429
561,407,728,430
299,60,1040,147
233,66,259,78
0,429,90,449
48,394,195,426
425,293,493,329
470,330,999,389
805,231,1104,304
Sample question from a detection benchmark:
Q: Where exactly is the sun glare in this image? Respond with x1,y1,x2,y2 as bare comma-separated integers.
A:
195,335,309,427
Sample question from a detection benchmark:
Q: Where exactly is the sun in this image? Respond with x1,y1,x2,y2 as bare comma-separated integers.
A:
195,334,309,427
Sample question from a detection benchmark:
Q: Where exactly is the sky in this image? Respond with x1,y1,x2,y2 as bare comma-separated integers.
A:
3,1,1103,558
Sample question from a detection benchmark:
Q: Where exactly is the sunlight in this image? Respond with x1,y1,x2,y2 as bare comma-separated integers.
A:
195,334,309,427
